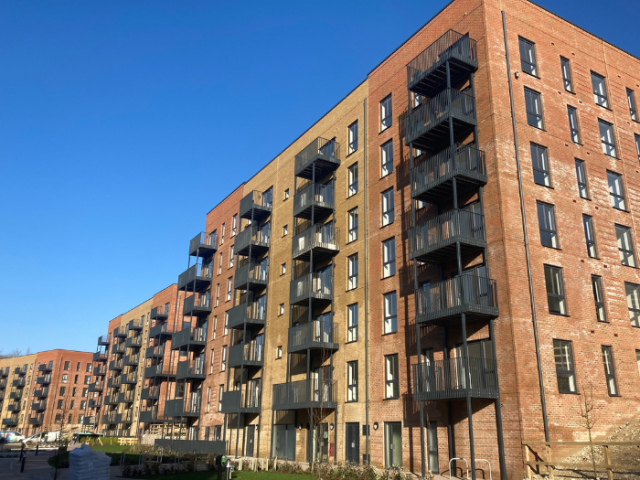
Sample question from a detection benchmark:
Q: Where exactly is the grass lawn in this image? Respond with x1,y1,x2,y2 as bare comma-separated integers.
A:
129,470,314,480
47,443,135,468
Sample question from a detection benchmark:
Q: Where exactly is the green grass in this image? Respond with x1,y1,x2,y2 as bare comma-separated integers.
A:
130,471,313,480
47,444,136,468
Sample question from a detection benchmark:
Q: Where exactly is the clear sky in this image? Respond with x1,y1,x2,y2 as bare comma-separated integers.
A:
0,0,638,354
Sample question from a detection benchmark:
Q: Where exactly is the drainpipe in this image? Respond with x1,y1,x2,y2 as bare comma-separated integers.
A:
363,97,370,467
501,10,549,443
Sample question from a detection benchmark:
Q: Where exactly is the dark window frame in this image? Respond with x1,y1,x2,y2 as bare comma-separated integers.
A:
616,224,636,267
524,87,544,129
537,201,559,249
583,215,597,258
567,106,581,144
591,72,609,108
347,303,358,343
347,253,359,291
381,188,395,227
544,265,567,315
560,56,573,92
519,37,538,76
348,120,359,154
348,163,358,197
607,171,626,211
347,360,358,402
601,346,619,396
553,339,577,394
384,354,399,399
531,143,551,187
592,275,606,322
381,139,394,177
598,119,617,158
380,94,392,131
575,159,589,199
382,237,396,278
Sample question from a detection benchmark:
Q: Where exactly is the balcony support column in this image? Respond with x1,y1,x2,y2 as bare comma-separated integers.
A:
461,314,476,480
489,319,508,480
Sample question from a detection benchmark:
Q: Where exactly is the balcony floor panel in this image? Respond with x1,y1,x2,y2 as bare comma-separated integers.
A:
288,342,339,355
293,203,334,221
177,278,211,293
409,116,476,153
409,56,478,98
291,244,339,262
414,388,498,402
273,401,337,411
410,238,486,264
416,306,498,328
295,156,340,180
412,171,487,204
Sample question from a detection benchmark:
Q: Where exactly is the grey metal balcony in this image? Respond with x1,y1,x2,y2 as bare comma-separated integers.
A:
104,394,119,406
146,345,165,359
288,320,338,354
82,415,96,426
176,360,206,381
94,365,107,377
170,326,206,351
93,351,108,362
9,391,22,400
97,335,110,346
0,379,6,389
228,341,264,369
120,372,137,385
293,181,335,220
235,224,270,257
31,400,47,411
124,353,140,367
290,272,333,306
415,275,498,327
164,397,201,417
7,403,21,413
109,359,123,371
34,388,48,398
234,258,269,291
220,390,261,414
295,137,341,179
413,356,498,401
118,391,135,404
407,30,478,97
404,88,476,152
118,411,133,424
240,190,273,221
102,412,118,424
28,414,44,426
140,406,159,423
291,223,339,261
150,306,169,321
12,378,25,388
0,368,8,378
145,362,174,378
128,319,143,331
88,382,104,393
35,375,50,385
107,376,121,389
154,439,226,455
2,417,18,426
411,144,486,204
149,322,173,338
113,327,126,338
189,231,217,258
13,367,26,376
408,209,486,264
125,336,142,349
272,379,336,410
89,398,102,409
227,295,267,330
111,342,125,354
178,261,213,292
141,386,160,400
183,294,212,317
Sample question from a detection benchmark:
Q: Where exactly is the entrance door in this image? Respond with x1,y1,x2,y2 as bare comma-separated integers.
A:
427,422,439,474
245,426,255,457
345,423,360,464
310,423,329,463
272,424,295,460
384,422,402,468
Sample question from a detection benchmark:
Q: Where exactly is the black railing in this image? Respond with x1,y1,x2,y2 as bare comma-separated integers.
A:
293,181,335,217
150,322,171,338
93,351,108,362
118,390,135,403
178,261,213,290
229,341,264,367
146,345,165,358
235,259,269,289
177,360,206,379
221,389,261,413
240,190,273,219
413,356,498,400
189,231,217,255
150,306,169,321
235,224,270,254
171,326,206,349
145,362,174,377
35,375,50,385
31,400,47,411
290,272,333,305
164,396,201,417
128,319,143,331
97,335,110,345
272,379,336,409
295,137,341,175
292,224,339,259
34,388,48,398
288,320,338,351
109,359,123,371
125,336,142,348
227,295,267,329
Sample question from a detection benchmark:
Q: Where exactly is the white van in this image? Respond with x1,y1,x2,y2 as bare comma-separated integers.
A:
24,431,60,445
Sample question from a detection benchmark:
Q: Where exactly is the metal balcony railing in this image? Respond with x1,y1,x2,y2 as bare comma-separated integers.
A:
125,336,142,348
288,320,338,353
31,400,47,411
240,190,273,220
183,294,211,316
227,295,267,329
150,306,169,321
35,375,50,385
89,399,102,409
229,341,264,368
292,223,339,260
102,412,118,424
415,275,498,325
94,365,107,376
111,342,125,354
8,391,21,400
113,327,126,338
93,351,108,362
146,345,165,358
0,379,6,389
88,382,104,392
109,359,123,371
128,319,143,331
13,367,26,376
272,379,337,410
171,326,206,350
234,258,269,290
118,391,135,403
178,261,213,291
295,137,341,178
290,272,333,305
220,389,261,414
145,362,174,378
34,388,48,398
82,415,96,426
164,396,201,417
413,356,498,401
124,353,140,366
293,181,335,219
28,414,44,425
141,386,160,400
104,394,119,406
12,378,25,388
189,231,218,257
140,405,159,423
120,372,138,384
97,335,110,346
0,368,8,378
7,403,21,413
176,360,206,380
2,417,18,426
150,322,172,338
235,224,271,256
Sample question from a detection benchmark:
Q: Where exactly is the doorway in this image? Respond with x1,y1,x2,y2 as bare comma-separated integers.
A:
384,422,402,468
245,425,256,457
345,423,360,464
427,422,439,474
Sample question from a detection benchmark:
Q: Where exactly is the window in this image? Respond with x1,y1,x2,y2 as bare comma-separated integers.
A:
218,385,224,412
209,349,215,374
382,238,396,277
414,93,423,108
583,215,597,258
276,346,282,359
616,224,636,267
591,72,609,107
592,276,606,322
348,163,358,197
347,254,358,290
348,121,358,154
347,361,358,402
381,140,393,177
80,401,86,409
57,400,64,409
553,340,577,394
224,312,229,335
575,160,589,199
384,354,399,399
64,361,70,371
381,189,394,226
283,225,288,236
531,143,551,186
206,387,211,413
215,284,220,306
84,375,90,385
74,375,78,384
635,134,640,163
221,346,227,372
284,189,289,200
636,350,640,377
347,304,358,343
213,316,217,339
214,425,222,441
607,171,626,210
55,414,61,424
218,253,222,275
86,364,92,373
628,88,638,121
567,106,580,144
598,119,617,157
383,292,398,334
76,362,81,371
82,388,88,397
221,223,225,244
62,374,68,384
72,387,77,397
380,95,392,130
524,88,544,129
560,57,573,92
281,263,286,275
70,400,75,409
226,278,232,301
348,208,358,242
625,283,640,327
544,265,567,315
279,304,285,316
232,214,238,236
519,37,537,76
601,346,618,396
537,202,558,248
229,245,234,268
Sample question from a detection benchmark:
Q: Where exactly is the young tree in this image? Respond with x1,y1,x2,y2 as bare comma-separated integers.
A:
577,385,600,480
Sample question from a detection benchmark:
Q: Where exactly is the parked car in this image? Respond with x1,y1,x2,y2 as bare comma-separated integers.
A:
0,431,25,443
23,431,60,445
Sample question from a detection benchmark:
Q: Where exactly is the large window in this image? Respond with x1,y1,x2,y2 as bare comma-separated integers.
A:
226,277,232,301
232,214,238,237
601,346,618,396
347,254,358,290
544,265,566,315
560,57,573,92
635,134,640,163
575,160,589,199
628,88,638,121
591,72,609,108
582,215,597,258
592,275,606,322
348,163,358,197
531,143,551,186
381,140,394,177
218,385,224,412
553,339,577,394
525,88,544,129
221,346,227,372
607,171,626,210
625,282,640,327
381,189,394,226
382,238,396,278
616,224,636,267
598,119,617,157
347,361,358,402
348,208,358,243
348,121,358,154
636,350,640,377
384,354,399,399
347,304,358,343
537,202,558,248
380,95,392,131
519,37,537,76
383,292,398,334
567,106,580,144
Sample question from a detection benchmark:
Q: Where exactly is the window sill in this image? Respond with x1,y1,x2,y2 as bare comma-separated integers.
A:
564,88,576,95
579,196,592,201
383,396,400,401
382,331,398,336
346,238,358,245
346,287,358,292
381,274,396,280
621,264,639,270
345,339,358,345
549,312,570,317
380,222,394,229
524,71,541,80
596,104,613,112
346,149,358,158
612,207,630,214
541,245,562,251
528,125,546,132
379,126,391,134
559,391,580,395
535,183,554,189
608,394,622,398
347,192,358,199
345,399,358,404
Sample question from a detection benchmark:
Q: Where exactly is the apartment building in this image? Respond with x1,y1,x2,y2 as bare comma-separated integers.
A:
80,0,640,478
0,350,94,437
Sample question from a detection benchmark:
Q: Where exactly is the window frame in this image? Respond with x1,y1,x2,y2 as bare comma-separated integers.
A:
348,121,358,154
347,303,358,343
347,361,358,402
583,215,597,258
347,254,359,291
220,345,227,372
524,87,544,129
383,291,398,334
575,159,589,199
628,88,638,121
381,188,395,227
384,354,399,399
518,37,538,77
592,275,606,322
625,282,640,327
567,106,581,144
553,339,577,394
382,237,396,278
348,208,358,243
381,140,394,177
560,56,573,92
530,143,551,187
380,95,392,131
537,201,559,249
544,265,567,315
598,119,617,158
616,224,636,267
601,346,618,396
348,163,358,197
607,171,626,211
591,72,609,108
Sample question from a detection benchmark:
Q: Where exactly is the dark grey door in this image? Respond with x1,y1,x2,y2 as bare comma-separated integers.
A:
427,422,439,474
345,423,360,464
245,426,255,457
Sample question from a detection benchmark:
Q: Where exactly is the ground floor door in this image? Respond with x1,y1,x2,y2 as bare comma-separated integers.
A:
272,424,295,460
245,425,255,457
345,422,360,464
384,422,402,468
309,422,329,463
427,422,439,474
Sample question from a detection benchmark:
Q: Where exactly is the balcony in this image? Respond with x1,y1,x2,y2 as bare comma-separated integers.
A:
292,223,339,261
415,275,498,327
82,416,96,426
189,231,217,258
228,341,264,369
0,379,6,389
176,361,206,381
0,368,9,378
164,397,201,418
9,391,22,400
104,394,119,406
295,137,341,179
13,367,26,376
408,209,486,264
234,259,269,291
140,406,159,423
272,379,336,410
28,414,44,426
146,345,165,359
170,327,206,351
34,388,48,398
98,335,110,346
118,411,133,424
290,272,333,306
149,322,172,338
120,372,137,385
150,306,169,321
111,342,125,354
125,336,142,348
235,224,270,257
113,327,126,338
102,412,118,424
118,391,135,404
177,262,213,293
7,403,21,413
89,399,102,409
227,295,267,330
411,144,486,204
407,30,478,97
288,320,338,354
107,376,121,389
128,319,143,331
293,181,335,220
109,359,123,371
413,356,498,401
94,365,107,377
183,294,212,317
13,378,26,388
240,190,273,221
2,417,18,427
31,400,46,412
404,88,476,152
145,363,174,378
141,386,160,400
124,354,140,367
220,390,261,414
93,351,108,362
88,382,104,393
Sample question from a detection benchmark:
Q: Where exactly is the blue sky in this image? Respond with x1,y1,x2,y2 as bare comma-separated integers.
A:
0,0,638,354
